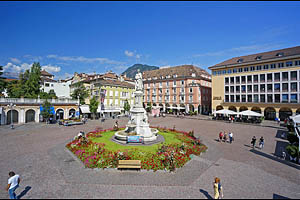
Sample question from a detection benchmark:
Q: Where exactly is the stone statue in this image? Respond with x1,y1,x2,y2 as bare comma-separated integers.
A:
135,69,143,91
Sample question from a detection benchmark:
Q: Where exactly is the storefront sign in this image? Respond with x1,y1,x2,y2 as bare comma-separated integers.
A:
213,96,222,100
127,136,144,143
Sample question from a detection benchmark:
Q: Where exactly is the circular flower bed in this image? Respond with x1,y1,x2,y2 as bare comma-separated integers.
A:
66,127,207,172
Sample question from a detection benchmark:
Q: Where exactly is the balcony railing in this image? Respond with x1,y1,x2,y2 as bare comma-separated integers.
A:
0,97,78,105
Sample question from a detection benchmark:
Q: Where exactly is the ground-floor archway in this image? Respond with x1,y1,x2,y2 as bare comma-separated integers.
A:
159,103,164,112
69,109,76,119
251,107,262,114
228,106,237,112
279,107,293,121
25,109,35,123
296,108,300,115
56,109,64,120
264,107,276,120
7,110,19,125
216,105,223,111
239,106,248,112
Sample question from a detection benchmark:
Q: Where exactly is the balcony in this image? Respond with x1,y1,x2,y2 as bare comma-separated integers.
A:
0,97,78,105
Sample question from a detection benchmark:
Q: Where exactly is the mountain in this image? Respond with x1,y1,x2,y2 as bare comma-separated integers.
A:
122,64,159,79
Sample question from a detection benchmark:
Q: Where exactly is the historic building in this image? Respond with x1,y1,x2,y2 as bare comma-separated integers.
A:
209,46,300,120
143,65,211,114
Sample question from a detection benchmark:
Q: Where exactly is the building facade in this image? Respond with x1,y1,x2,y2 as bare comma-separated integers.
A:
209,46,300,120
143,65,212,114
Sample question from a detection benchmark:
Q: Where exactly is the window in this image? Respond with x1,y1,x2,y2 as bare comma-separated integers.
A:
181,80,184,85
274,73,280,81
213,71,217,76
275,94,280,103
225,77,229,84
282,94,288,103
291,94,298,103
223,70,227,74
263,65,269,70
148,83,150,87
227,69,232,74
242,95,246,102
45,83,49,87
189,88,193,93
159,82,162,86
166,81,169,86
241,85,246,93
225,86,229,93
236,95,240,102
173,96,176,101
247,85,252,92
230,95,234,102
236,76,240,83
230,86,234,93
244,67,249,72
254,85,258,92
256,65,262,71
278,63,284,68
254,75,258,83
282,83,288,92
295,60,300,66
260,84,265,92
233,68,237,73
250,66,255,71
173,88,176,93
282,72,288,81
189,95,193,101
267,94,273,103
238,68,243,72
256,56,262,61
291,82,297,92
260,94,265,103
267,73,272,82
267,84,273,92
51,84,54,87
254,94,259,103
225,95,229,102
260,74,265,82
238,58,244,63
276,52,284,57
173,81,177,86
270,64,276,69
236,86,240,93
217,71,222,75
274,83,280,92
230,77,234,84
286,61,293,67
247,95,252,102
291,71,297,80
241,76,246,83
247,75,252,83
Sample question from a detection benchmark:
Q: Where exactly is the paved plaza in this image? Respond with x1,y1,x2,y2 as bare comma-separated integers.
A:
0,116,299,199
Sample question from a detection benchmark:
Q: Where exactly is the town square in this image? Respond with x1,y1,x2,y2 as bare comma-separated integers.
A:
0,1,300,199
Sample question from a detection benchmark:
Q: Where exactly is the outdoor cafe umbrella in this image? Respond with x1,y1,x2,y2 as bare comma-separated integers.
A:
214,109,238,116
238,110,263,117
290,114,300,124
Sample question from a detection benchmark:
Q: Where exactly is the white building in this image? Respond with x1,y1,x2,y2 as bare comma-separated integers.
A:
41,79,72,99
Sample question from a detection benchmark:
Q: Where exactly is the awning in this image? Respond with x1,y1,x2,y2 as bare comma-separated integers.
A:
80,105,90,114
101,109,121,113
238,110,263,117
290,114,300,124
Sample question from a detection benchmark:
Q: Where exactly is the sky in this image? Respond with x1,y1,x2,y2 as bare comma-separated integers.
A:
1,1,300,80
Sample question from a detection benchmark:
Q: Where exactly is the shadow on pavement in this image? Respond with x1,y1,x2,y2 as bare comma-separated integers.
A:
274,140,289,157
273,193,290,199
275,130,288,139
249,149,300,170
17,186,31,199
199,189,213,199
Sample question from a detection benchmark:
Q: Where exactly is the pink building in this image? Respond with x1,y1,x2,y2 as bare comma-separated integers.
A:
143,65,212,114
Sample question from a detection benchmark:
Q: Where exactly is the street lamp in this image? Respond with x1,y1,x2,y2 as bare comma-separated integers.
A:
77,95,80,119
7,103,16,129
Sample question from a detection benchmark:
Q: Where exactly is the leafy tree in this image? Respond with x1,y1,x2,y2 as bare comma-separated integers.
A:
71,82,89,105
146,102,152,112
0,65,6,94
41,99,52,122
24,62,41,98
89,96,99,119
48,89,57,99
124,99,131,114
6,80,24,98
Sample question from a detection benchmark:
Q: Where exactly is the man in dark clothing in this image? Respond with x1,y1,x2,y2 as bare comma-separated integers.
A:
251,136,256,148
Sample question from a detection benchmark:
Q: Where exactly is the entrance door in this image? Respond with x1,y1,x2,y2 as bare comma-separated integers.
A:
26,109,36,123
7,110,19,125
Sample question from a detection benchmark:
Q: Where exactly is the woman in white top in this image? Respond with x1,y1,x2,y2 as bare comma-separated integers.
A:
6,171,20,199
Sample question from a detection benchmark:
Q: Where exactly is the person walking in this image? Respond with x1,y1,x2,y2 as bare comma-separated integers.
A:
223,132,227,143
6,172,20,199
219,132,223,142
259,136,265,150
213,177,223,199
251,136,256,148
229,132,233,144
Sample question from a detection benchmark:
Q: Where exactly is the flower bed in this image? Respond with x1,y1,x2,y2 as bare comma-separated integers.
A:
66,127,207,172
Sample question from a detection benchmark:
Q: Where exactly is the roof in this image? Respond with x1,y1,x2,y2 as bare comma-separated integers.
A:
142,65,211,80
41,77,57,83
209,46,300,69
94,79,135,89
41,70,54,77
3,78,18,82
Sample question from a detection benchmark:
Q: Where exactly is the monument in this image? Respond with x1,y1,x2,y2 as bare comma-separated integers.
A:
114,69,158,142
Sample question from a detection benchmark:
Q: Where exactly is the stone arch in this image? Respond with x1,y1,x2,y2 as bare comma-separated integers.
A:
297,108,300,115
228,106,237,112
251,107,262,114
216,105,223,111
25,109,36,123
239,106,248,112
264,107,276,120
7,110,19,125
69,108,76,118
56,108,64,120
279,107,293,121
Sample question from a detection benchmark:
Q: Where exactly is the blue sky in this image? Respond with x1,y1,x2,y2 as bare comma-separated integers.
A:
1,1,300,79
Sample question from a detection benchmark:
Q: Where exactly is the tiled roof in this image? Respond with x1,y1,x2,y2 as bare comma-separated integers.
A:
143,65,211,80
209,46,300,69
94,79,135,89
41,77,57,83
41,70,54,77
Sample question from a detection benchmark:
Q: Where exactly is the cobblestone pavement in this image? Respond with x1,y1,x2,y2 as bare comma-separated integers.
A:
0,117,299,199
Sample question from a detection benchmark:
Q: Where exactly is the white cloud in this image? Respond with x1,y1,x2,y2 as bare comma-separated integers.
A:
160,65,171,69
124,50,134,57
41,65,61,73
135,54,141,59
9,58,21,64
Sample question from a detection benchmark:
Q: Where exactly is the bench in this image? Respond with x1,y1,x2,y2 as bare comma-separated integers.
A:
117,160,141,170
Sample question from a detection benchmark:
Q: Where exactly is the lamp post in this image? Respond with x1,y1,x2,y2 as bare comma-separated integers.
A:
77,95,80,119
7,103,16,129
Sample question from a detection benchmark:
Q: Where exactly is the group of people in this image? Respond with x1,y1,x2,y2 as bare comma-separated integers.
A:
218,131,234,144
251,136,265,149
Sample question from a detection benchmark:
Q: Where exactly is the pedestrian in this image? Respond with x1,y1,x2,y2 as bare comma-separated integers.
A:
219,132,223,142
251,136,256,148
6,171,20,199
213,177,223,199
229,132,233,144
223,132,227,143
259,136,264,150
282,151,286,160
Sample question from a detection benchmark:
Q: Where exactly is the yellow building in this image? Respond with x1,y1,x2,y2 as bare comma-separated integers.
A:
209,46,300,120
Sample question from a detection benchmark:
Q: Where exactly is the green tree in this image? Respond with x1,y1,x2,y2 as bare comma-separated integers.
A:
89,96,99,119
48,89,57,99
147,102,152,112
41,99,52,122
0,65,6,95
24,62,41,98
71,82,89,105
124,99,131,114
6,80,24,98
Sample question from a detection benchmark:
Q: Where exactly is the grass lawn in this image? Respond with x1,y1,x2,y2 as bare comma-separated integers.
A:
90,130,182,153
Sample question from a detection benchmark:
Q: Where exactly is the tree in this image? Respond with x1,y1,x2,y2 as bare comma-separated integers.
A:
124,99,130,115
147,102,152,112
48,89,57,99
89,96,99,120
71,82,89,105
41,99,52,122
6,80,24,98
24,62,41,98
0,65,6,94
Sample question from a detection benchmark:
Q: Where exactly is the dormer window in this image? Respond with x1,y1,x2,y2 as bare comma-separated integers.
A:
276,52,284,57
237,58,244,63
256,56,262,60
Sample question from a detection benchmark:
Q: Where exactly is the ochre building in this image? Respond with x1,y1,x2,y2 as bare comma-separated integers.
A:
209,46,300,120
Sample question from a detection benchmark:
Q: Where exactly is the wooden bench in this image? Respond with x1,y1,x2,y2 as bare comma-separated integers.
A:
117,160,141,170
